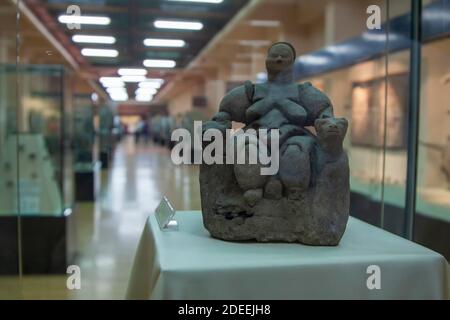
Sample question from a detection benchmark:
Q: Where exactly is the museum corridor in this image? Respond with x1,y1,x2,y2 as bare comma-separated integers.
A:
0,0,449,301
1,137,201,299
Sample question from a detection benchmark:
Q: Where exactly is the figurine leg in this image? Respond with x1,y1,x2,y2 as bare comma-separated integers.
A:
234,138,267,206
243,188,263,207
279,137,312,199
264,177,283,200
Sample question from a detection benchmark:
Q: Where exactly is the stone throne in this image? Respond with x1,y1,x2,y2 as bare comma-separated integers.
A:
199,42,350,245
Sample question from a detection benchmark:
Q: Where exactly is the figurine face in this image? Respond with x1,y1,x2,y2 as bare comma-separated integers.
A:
266,43,295,75
314,117,348,141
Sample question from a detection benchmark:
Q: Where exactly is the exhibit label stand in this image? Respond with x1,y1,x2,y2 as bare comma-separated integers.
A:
155,197,178,231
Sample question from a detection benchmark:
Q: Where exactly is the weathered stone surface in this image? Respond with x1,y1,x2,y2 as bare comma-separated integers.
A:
199,42,350,245
200,118,350,245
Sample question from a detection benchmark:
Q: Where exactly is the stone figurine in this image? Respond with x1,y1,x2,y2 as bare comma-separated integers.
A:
199,42,350,245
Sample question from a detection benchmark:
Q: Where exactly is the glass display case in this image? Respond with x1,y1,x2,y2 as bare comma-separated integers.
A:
415,12,450,256
73,95,96,201
0,62,75,274
294,0,450,258
0,0,448,299
0,1,19,283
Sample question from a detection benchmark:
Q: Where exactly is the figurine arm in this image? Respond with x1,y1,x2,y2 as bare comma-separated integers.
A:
317,103,334,119
204,82,253,132
298,82,334,126
277,99,308,125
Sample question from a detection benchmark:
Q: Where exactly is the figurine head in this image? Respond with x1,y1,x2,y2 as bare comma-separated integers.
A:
266,42,296,82
314,117,348,146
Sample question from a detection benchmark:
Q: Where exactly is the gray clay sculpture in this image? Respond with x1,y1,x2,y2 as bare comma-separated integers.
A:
199,42,350,245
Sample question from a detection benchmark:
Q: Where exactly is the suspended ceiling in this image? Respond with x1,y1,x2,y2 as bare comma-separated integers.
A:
24,0,249,99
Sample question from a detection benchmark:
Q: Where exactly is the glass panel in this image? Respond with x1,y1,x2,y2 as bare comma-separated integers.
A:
2,0,445,300
15,1,75,281
292,0,394,229
16,65,64,216
415,0,450,259
380,0,411,236
0,0,21,298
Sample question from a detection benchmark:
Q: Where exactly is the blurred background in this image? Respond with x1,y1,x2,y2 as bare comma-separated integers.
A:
0,0,449,299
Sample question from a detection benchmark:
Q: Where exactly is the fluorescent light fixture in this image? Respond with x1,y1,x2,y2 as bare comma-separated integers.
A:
154,20,203,30
103,83,125,89
143,59,176,68
138,80,163,89
139,78,164,85
249,20,281,27
297,55,330,65
72,35,116,44
143,38,186,47
118,68,147,76
166,0,223,3
100,77,124,87
58,15,110,25
106,87,127,94
109,93,128,101
325,44,355,55
362,31,401,42
136,96,153,102
121,75,147,82
136,87,157,95
81,48,118,57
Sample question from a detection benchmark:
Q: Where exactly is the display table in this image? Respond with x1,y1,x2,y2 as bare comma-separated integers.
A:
126,211,449,300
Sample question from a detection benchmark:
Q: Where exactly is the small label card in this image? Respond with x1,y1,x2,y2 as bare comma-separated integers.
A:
155,197,178,231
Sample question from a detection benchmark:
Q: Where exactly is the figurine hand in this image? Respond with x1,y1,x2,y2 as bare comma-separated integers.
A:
202,120,229,134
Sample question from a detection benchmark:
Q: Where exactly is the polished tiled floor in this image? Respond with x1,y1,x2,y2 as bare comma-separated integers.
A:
0,136,201,299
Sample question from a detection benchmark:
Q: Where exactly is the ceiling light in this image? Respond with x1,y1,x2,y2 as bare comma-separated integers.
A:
143,59,176,68
91,93,99,102
100,77,124,87
136,95,153,102
121,75,147,82
136,92,154,98
154,20,203,30
249,20,281,27
136,87,157,95
106,87,127,94
72,35,116,44
297,55,330,65
109,93,128,102
143,38,186,47
103,83,125,88
81,48,118,57
138,80,163,89
118,68,147,76
139,78,164,85
166,0,223,3
58,15,110,25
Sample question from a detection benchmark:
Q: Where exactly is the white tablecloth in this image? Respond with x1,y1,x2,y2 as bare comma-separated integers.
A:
126,211,449,299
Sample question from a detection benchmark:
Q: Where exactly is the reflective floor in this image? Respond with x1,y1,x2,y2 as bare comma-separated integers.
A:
0,136,201,299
